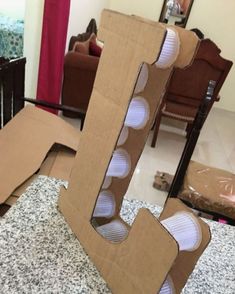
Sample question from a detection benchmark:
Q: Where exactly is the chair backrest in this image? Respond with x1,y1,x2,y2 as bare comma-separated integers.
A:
165,38,233,109
0,57,26,129
168,80,216,198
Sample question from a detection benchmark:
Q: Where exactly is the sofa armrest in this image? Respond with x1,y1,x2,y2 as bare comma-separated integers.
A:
64,51,99,71
68,33,91,50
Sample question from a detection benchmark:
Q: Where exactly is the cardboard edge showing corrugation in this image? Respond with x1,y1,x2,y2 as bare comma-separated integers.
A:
0,106,80,204
59,191,179,294
159,198,211,293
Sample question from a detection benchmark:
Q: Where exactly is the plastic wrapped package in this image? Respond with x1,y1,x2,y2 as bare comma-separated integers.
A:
178,161,235,220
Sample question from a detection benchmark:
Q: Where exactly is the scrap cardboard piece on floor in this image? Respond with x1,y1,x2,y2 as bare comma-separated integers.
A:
0,105,80,205
1,146,76,210
59,9,210,294
2,146,76,209
38,145,76,181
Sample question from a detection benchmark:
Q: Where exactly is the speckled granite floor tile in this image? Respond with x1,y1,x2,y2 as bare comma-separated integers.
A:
0,177,110,294
0,176,234,293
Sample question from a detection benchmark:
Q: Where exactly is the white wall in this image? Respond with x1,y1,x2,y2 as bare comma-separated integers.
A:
109,0,163,21
23,0,234,111
186,0,235,112
0,0,25,19
23,0,44,98
109,0,235,112
23,0,109,98
66,0,110,49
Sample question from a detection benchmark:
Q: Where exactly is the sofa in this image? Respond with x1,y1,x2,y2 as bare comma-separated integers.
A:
62,19,101,118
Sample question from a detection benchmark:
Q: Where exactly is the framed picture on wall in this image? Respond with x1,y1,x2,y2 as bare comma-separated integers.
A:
159,0,194,27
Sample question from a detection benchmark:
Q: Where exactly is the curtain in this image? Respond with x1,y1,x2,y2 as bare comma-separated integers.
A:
36,0,70,114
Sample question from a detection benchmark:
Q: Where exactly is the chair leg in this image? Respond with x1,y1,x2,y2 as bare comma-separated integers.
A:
186,123,192,139
151,115,161,148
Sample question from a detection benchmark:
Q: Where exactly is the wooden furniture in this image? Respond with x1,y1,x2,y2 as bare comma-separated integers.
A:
61,49,99,119
168,81,235,224
61,19,99,119
151,38,233,148
168,80,215,197
0,57,86,130
0,57,25,128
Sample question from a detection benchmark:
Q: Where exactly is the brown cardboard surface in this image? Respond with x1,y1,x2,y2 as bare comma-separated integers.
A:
5,146,76,208
11,175,38,198
159,198,211,293
4,147,75,208
60,194,179,293
38,146,76,181
5,196,18,206
0,106,80,204
59,9,202,294
38,151,57,176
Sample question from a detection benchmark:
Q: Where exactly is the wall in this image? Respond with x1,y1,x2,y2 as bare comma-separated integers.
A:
23,0,235,111
186,0,235,112
66,0,110,49
0,0,25,19
23,0,109,99
109,0,235,112
23,0,44,98
109,0,162,21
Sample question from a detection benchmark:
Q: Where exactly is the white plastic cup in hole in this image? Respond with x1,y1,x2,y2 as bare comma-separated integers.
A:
96,219,129,243
155,28,180,69
134,63,149,94
93,190,116,218
117,126,129,146
106,149,131,178
159,276,175,294
161,211,202,251
102,176,112,189
124,97,150,129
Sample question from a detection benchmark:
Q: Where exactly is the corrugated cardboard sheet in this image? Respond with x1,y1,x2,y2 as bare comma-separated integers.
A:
59,9,210,294
0,106,80,205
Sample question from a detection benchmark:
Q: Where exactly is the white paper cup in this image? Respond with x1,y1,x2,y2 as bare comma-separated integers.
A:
161,211,202,251
124,97,150,129
117,126,129,146
93,190,116,218
106,149,131,178
134,63,149,94
102,176,112,189
155,28,180,69
96,219,129,243
159,276,175,294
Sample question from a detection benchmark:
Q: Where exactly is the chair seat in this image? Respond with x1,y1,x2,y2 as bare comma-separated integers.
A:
162,101,198,122
178,161,235,220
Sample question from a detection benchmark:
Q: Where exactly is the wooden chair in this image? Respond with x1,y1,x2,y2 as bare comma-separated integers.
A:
0,57,25,128
151,38,233,147
0,57,86,130
168,80,235,225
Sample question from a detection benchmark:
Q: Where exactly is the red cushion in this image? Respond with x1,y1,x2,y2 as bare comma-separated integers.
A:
89,41,102,57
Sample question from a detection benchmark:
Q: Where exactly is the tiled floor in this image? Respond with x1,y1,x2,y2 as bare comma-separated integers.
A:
62,107,235,208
